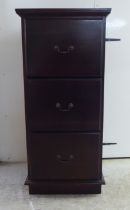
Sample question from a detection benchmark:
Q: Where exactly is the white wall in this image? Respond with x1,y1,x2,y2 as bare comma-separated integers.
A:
0,0,94,162
95,0,130,158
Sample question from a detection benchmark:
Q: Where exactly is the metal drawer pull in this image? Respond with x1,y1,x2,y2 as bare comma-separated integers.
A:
54,45,75,54
57,154,74,162
56,102,74,112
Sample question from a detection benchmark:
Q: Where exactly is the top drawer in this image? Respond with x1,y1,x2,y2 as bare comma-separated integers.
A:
25,18,105,77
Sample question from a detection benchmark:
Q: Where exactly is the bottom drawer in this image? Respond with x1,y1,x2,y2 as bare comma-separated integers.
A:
29,133,101,180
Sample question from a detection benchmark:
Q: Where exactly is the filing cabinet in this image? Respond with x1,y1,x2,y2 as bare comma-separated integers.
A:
16,8,111,194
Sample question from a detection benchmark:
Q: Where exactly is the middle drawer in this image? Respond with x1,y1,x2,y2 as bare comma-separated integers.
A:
27,79,102,131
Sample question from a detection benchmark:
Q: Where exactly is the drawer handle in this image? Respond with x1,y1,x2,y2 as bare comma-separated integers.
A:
56,102,74,112
57,154,74,162
54,45,75,55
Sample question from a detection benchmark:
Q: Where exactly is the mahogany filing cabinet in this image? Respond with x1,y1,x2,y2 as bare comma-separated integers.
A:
16,8,111,194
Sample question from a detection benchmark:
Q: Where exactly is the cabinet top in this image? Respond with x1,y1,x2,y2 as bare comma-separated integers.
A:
15,8,111,18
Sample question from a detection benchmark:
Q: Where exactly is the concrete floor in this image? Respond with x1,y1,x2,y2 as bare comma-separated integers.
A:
0,159,130,210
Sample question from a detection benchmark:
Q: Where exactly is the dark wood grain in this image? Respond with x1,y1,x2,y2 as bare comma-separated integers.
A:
16,8,111,194
27,79,102,131
29,133,101,180
29,180,102,194
26,19,104,77
16,8,111,17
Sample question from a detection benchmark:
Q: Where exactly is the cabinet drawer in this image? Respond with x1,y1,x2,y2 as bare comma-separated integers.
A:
27,79,102,131
29,133,101,180
26,19,104,77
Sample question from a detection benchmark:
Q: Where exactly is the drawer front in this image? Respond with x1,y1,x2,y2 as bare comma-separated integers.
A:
29,133,101,180
27,79,102,131
26,19,104,77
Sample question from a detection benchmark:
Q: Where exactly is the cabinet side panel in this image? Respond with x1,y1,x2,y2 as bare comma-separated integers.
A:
21,18,31,179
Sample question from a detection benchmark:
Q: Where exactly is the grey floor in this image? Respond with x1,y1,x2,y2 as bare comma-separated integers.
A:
0,159,130,210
